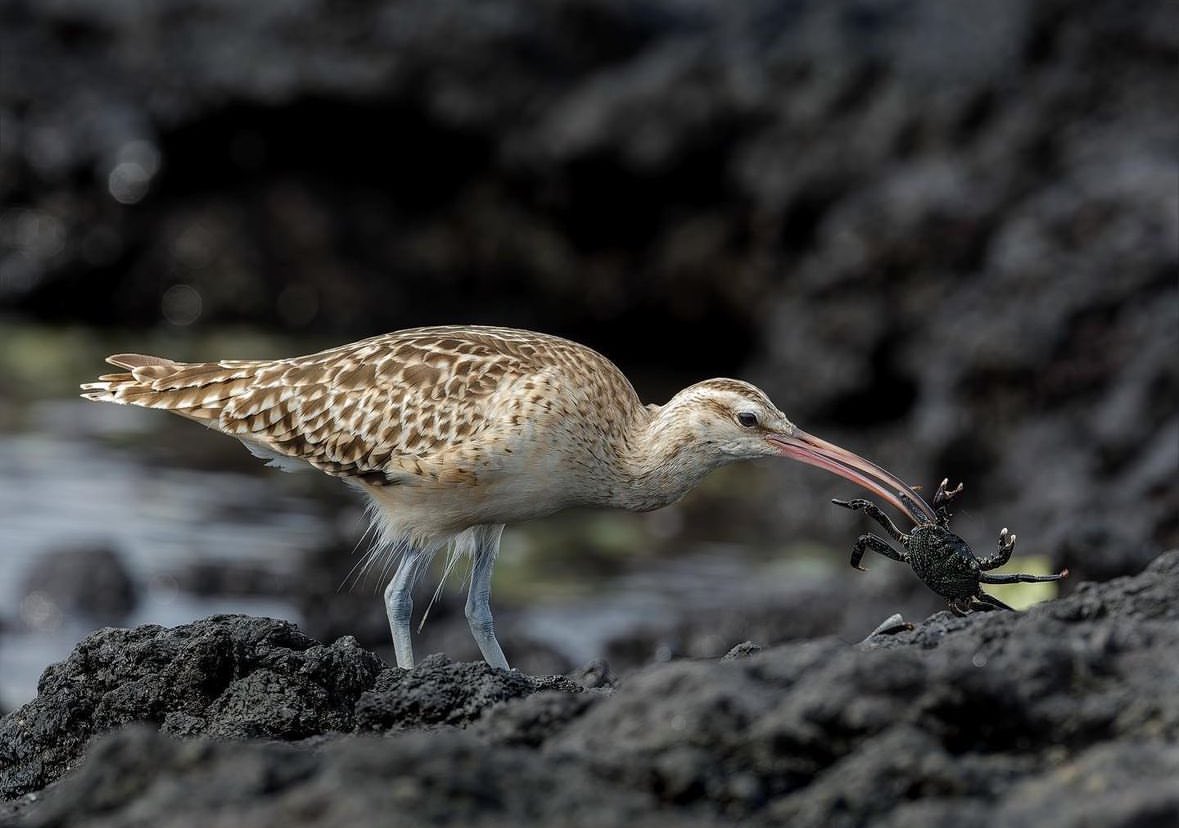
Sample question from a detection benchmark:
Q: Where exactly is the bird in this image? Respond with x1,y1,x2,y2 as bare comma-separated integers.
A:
81,324,934,671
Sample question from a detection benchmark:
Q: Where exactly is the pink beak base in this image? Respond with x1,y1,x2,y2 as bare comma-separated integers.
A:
768,428,937,524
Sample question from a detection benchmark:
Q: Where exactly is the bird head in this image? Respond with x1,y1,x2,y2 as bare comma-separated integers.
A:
665,379,935,523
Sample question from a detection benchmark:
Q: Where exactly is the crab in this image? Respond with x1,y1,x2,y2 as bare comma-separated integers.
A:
832,478,1068,613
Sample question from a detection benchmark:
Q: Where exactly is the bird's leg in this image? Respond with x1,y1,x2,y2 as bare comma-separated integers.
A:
832,498,909,543
385,546,430,669
849,533,909,571
464,524,510,671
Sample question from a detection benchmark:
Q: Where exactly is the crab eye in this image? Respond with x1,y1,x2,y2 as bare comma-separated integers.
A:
737,411,759,428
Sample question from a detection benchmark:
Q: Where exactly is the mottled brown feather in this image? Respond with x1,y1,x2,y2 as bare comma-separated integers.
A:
81,326,646,485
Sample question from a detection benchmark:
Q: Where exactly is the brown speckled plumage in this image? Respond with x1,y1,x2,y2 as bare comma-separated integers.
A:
82,324,925,670
85,328,647,487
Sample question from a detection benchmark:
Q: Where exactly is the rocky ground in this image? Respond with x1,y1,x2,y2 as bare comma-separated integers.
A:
2,550,1176,827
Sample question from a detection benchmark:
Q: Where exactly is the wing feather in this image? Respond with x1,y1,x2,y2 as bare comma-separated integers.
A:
82,327,610,485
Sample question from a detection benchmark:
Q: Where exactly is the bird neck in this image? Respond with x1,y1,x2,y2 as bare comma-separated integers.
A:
608,400,720,512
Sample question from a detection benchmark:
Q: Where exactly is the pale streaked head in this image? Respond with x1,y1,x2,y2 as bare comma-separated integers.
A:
658,378,795,460
660,378,935,523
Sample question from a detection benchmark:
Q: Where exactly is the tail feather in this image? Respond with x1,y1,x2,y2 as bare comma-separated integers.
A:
145,361,259,389
107,354,180,370
80,352,258,421
82,350,314,474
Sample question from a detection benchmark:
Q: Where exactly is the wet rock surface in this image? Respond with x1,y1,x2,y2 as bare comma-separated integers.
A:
3,551,1176,826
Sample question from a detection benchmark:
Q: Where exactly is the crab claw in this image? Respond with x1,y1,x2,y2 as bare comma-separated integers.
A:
933,478,964,507
999,527,1016,552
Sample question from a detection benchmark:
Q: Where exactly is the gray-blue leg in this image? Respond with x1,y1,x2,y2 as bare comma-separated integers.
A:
385,546,430,669
464,524,509,670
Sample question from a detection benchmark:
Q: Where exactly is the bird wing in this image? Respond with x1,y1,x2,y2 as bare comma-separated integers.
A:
81,327,585,486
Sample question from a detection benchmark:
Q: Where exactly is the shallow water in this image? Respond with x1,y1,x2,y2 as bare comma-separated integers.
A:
0,422,332,707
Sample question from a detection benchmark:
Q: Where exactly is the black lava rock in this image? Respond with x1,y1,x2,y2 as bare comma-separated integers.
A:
0,615,383,799
353,654,579,732
3,552,1177,827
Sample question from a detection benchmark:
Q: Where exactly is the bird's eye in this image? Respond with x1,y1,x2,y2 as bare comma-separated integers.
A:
737,411,759,428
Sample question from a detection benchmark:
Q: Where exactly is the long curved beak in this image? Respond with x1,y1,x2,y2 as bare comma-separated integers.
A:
767,428,937,524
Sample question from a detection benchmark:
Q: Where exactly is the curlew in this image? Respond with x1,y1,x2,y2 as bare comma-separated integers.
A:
82,325,934,670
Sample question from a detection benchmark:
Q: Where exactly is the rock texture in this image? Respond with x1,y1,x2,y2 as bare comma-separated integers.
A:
3,551,1176,827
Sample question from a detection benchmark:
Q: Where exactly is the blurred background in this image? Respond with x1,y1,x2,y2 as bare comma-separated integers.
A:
1,0,1175,709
